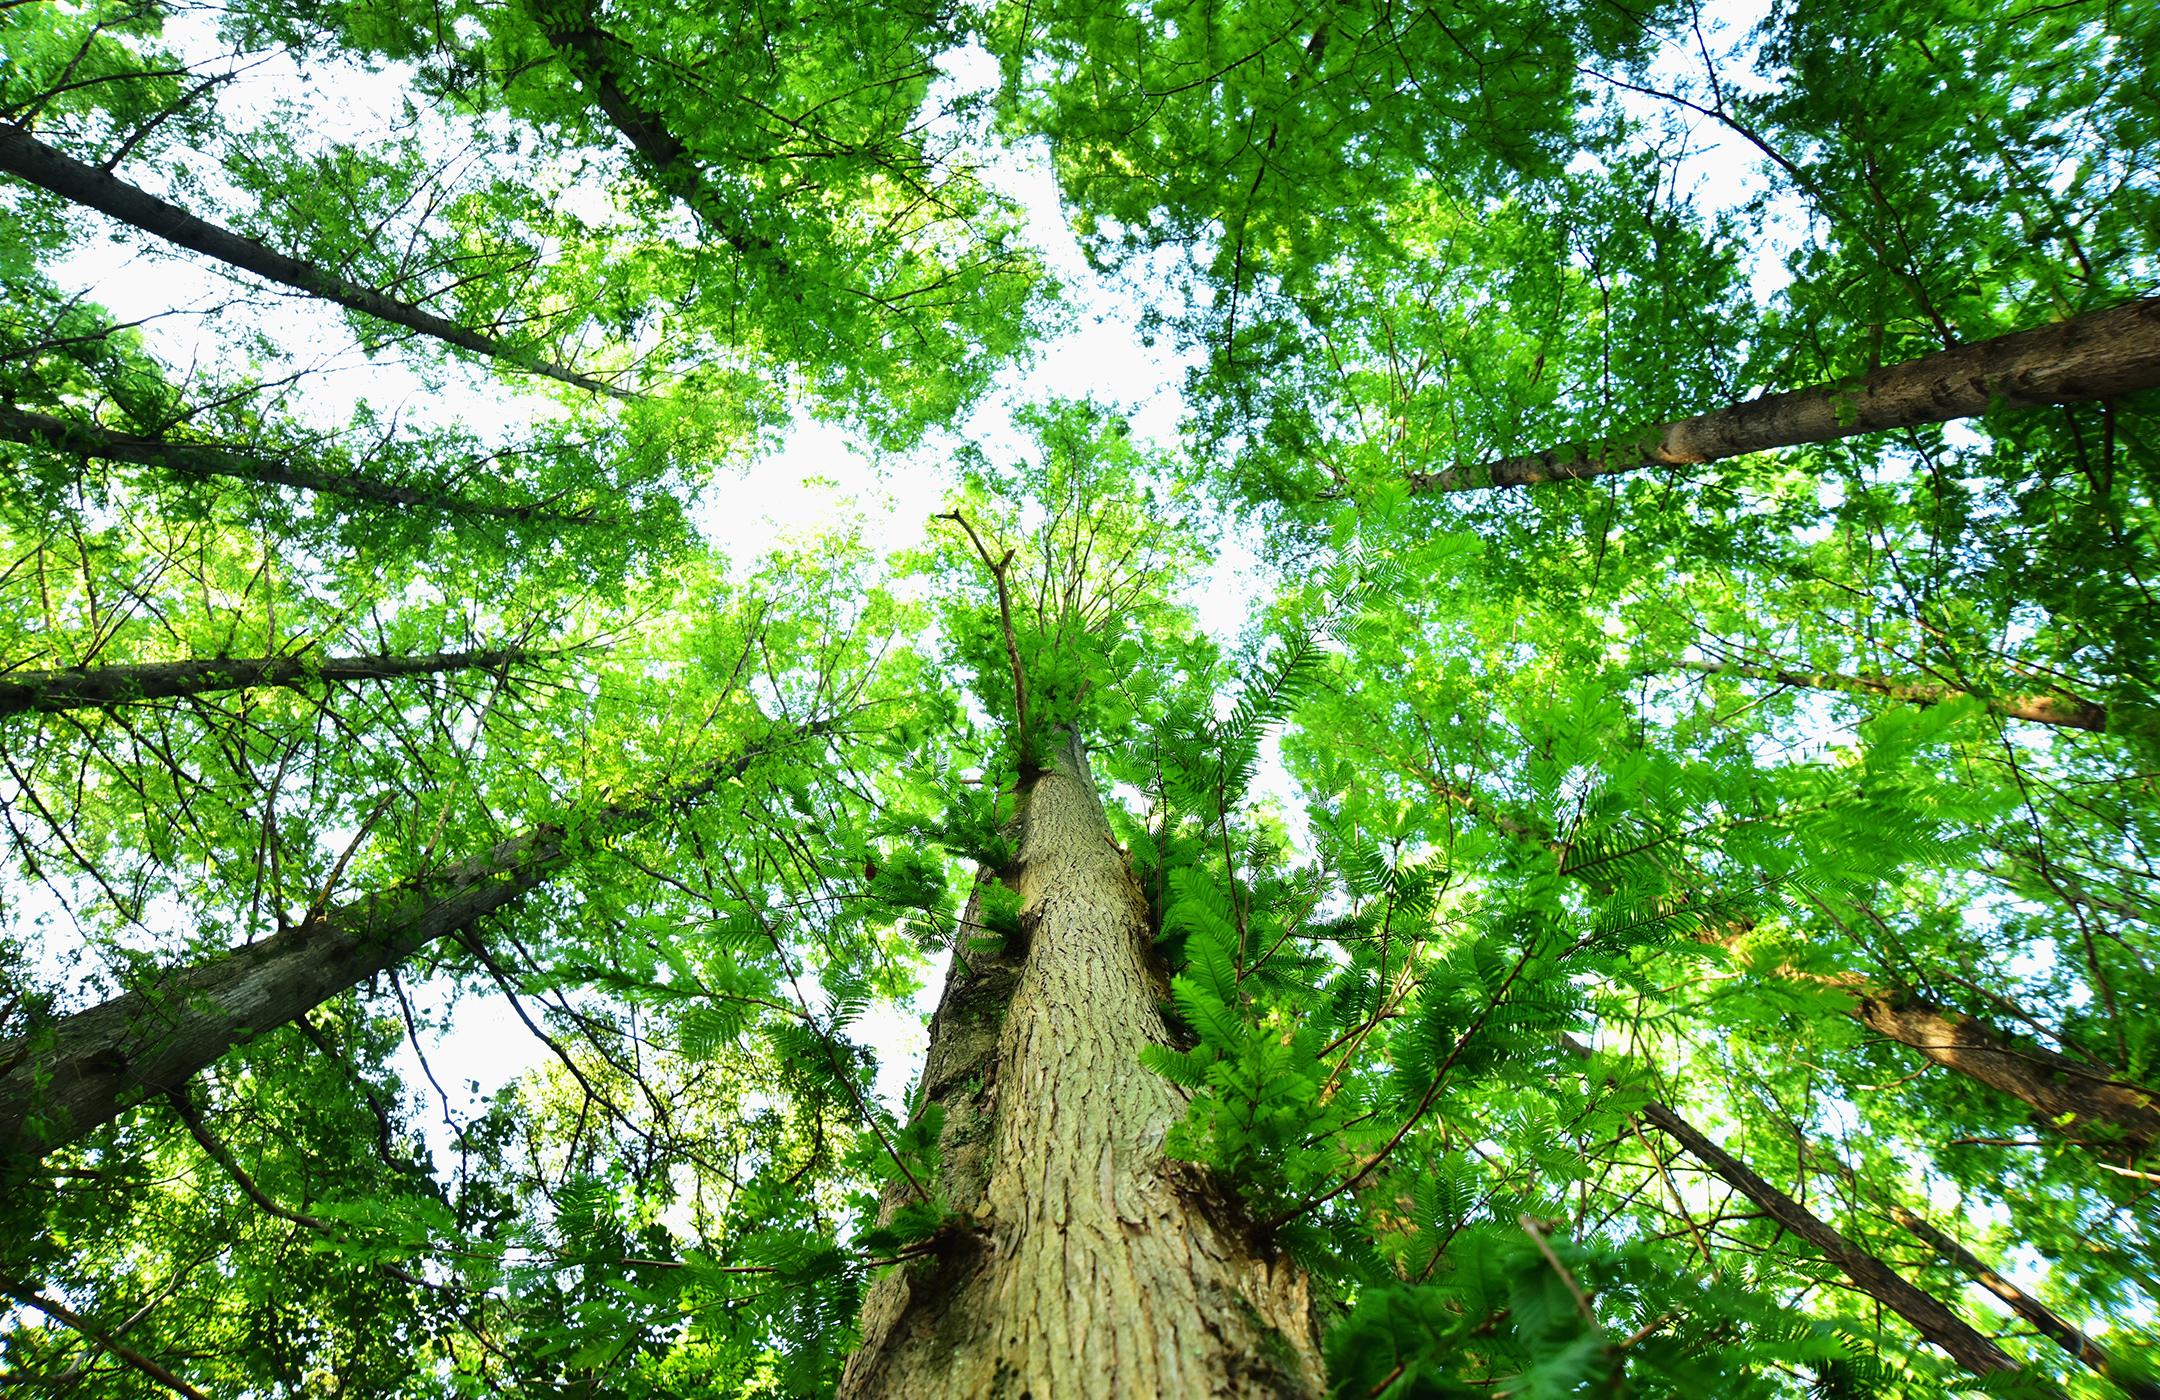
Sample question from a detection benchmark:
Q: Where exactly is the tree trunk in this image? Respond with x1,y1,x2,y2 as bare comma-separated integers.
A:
0,124,631,400
1560,1037,2024,1379
0,731,798,1163
532,3,764,260
1407,299,2160,494
0,406,595,521
1394,760,2160,1156
0,645,554,717
1675,658,2109,733
1851,995,2160,1156
837,728,1324,1400
1892,1206,2160,1399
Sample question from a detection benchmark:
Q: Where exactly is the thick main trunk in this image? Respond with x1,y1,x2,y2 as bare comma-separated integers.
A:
1676,659,2109,733
1561,1037,2021,1378
838,729,1322,1400
0,406,591,521
0,125,630,400
1407,299,2160,494
0,645,550,717
0,732,794,1163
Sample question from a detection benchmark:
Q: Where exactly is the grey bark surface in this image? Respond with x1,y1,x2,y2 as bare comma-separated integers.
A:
0,732,798,1163
1409,299,2160,494
0,645,544,717
837,729,1323,1400
1560,1037,2023,1378
1892,1207,2159,1398
0,406,589,520
0,124,630,399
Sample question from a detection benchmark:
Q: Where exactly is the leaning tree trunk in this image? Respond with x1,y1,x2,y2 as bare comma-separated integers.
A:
0,644,556,717
0,406,594,522
1394,762,2160,1157
0,124,629,400
1407,298,2160,495
1559,1036,2023,1379
1671,658,2110,733
1851,995,2160,1157
837,728,1323,1400
0,729,800,1164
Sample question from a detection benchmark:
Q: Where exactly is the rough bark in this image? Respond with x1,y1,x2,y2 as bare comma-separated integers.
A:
1559,1036,2023,1378
0,406,594,521
837,728,1323,1400
0,732,796,1163
1676,658,2109,733
1408,299,2160,494
0,645,551,717
0,124,631,400
1892,1206,2160,1399
1851,995,2160,1156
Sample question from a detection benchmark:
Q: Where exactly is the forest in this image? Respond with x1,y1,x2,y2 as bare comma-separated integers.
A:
0,0,2157,1395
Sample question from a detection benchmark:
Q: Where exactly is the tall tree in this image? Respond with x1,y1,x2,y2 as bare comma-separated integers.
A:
6,0,2160,1395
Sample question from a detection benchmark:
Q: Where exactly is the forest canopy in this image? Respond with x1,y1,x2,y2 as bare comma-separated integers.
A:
1,0,2157,1396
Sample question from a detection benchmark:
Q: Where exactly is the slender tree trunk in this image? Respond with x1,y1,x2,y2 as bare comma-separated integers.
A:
0,732,796,1164
1408,299,2160,494
531,4,765,260
1892,1207,2160,1399
1559,1037,2023,1379
837,728,1323,1400
1674,658,2110,733
0,645,555,717
0,124,631,400
0,406,594,521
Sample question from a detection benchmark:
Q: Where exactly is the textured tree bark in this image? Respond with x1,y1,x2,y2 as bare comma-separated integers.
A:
0,645,551,717
0,732,797,1163
1675,659,2109,733
1559,1037,2023,1378
0,124,631,399
1407,299,2160,494
0,406,593,521
1851,996,2160,1156
837,728,1323,1400
0,829,558,1164
1891,1206,2160,1399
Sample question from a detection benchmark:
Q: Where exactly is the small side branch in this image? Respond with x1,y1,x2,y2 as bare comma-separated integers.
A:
938,510,1031,754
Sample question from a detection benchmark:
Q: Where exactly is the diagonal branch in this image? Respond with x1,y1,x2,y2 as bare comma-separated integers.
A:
0,722,824,1162
1892,1206,2159,1399
0,643,578,717
1407,299,2160,495
1671,657,2110,732
0,1273,210,1400
0,406,605,522
1561,1035,2023,1379
0,123,634,400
